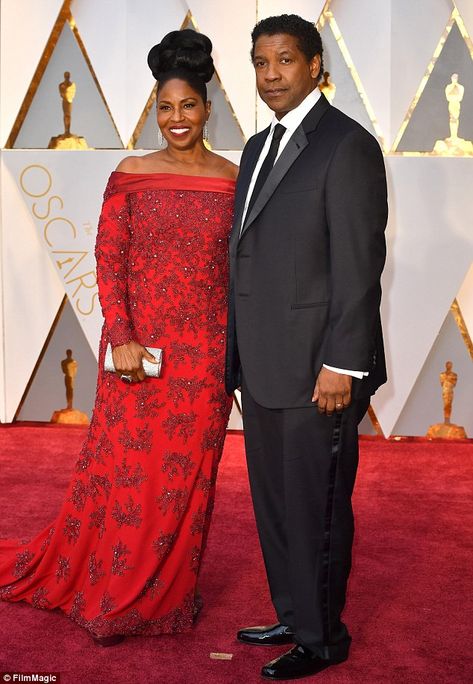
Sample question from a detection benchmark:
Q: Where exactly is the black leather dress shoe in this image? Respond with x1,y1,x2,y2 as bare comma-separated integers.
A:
237,623,294,646
261,644,347,680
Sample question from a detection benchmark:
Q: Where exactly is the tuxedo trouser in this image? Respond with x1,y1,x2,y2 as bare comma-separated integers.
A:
241,377,370,660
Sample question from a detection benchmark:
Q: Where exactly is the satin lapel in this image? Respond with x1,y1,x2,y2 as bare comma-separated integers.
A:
239,126,308,239
239,94,330,240
230,131,267,255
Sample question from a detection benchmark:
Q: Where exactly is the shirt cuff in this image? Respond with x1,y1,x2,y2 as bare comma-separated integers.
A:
323,364,369,380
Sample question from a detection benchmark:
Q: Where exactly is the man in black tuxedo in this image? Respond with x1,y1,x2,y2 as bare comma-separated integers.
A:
225,14,388,681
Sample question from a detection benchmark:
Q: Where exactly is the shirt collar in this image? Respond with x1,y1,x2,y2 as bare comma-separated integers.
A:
269,88,321,135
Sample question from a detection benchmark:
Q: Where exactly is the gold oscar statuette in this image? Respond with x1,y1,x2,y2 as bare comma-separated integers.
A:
51,348,89,425
319,71,336,104
48,71,90,150
433,74,473,156
426,361,467,438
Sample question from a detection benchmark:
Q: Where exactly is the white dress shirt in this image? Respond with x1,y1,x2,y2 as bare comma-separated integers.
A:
241,88,368,380
241,88,321,229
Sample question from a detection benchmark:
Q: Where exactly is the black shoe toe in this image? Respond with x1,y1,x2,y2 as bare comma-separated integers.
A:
261,644,347,680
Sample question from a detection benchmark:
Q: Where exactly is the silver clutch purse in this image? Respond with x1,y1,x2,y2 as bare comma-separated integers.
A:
104,344,162,378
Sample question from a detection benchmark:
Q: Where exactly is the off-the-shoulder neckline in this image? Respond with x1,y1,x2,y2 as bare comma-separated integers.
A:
112,171,236,183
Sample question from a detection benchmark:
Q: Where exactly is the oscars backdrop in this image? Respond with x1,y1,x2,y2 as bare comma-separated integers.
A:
1,0,472,436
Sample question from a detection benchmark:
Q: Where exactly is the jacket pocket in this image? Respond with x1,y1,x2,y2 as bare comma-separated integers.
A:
291,301,329,310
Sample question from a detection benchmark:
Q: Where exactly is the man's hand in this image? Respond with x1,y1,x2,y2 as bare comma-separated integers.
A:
312,367,352,416
112,340,157,382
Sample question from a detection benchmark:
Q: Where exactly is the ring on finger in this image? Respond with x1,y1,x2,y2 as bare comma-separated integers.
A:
120,374,133,384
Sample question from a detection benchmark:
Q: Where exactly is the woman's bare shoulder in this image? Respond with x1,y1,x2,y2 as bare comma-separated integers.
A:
115,156,141,173
225,160,239,181
115,153,164,173
211,153,239,180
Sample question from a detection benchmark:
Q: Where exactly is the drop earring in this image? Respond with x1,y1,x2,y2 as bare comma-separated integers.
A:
203,122,209,144
158,129,164,147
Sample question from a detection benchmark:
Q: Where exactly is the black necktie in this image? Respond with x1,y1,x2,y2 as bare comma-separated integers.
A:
246,123,286,218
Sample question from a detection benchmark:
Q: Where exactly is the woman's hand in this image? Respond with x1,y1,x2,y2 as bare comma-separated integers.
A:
112,341,157,383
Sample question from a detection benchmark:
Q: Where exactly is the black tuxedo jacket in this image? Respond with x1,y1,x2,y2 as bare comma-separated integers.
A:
225,94,388,408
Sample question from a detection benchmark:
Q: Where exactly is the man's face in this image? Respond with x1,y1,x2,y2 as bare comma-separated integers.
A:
252,33,321,119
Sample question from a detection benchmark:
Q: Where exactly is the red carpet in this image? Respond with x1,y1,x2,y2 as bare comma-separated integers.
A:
1,425,472,683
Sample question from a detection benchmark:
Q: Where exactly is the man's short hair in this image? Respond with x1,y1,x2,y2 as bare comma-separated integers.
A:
251,13,324,77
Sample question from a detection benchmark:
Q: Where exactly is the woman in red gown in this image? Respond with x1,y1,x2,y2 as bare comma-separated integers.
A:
0,30,238,646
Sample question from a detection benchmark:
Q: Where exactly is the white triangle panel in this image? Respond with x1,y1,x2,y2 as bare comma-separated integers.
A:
373,156,473,436
330,0,390,148
257,1,326,22
188,0,260,140
70,0,127,146
390,0,453,150
457,263,473,346
1,155,65,421
319,22,377,137
72,0,189,146
454,0,473,41
0,0,65,146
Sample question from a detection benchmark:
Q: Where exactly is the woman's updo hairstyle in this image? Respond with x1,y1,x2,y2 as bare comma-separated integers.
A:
148,29,214,103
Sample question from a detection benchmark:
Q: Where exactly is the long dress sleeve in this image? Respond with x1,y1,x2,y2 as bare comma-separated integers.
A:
94,181,134,347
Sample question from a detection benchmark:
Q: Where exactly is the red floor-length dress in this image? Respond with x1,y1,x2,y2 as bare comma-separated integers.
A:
0,172,235,637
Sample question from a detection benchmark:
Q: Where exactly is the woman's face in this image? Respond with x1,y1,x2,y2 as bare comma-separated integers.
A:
157,78,210,150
